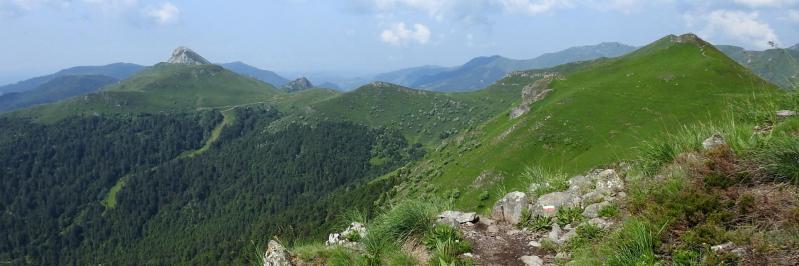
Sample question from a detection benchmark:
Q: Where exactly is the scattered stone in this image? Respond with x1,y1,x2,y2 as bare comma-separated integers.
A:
507,229,521,236
462,252,474,258
326,222,367,249
776,110,796,119
478,216,496,226
491,192,529,225
438,211,478,225
586,218,613,229
702,134,726,150
528,241,541,247
555,252,570,260
520,255,544,266
731,247,747,257
711,242,734,252
581,191,605,206
263,240,292,266
547,224,562,242
487,225,500,234
595,170,624,194
582,201,611,218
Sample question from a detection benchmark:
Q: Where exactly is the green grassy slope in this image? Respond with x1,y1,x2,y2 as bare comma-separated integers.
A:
12,63,281,122
390,34,780,210
308,80,536,145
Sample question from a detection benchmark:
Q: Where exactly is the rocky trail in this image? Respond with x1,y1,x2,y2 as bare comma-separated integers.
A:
457,216,546,266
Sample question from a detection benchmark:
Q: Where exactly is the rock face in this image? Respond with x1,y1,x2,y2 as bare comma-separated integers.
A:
510,76,556,119
702,134,726,150
282,77,315,92
263,240,292,266
520,255,544,266
491,192,528,225
167,47,211,65
777,110,797,119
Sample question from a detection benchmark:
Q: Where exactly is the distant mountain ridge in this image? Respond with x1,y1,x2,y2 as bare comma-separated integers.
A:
282,77,314,92
0,63,143,94
221,62,290,87
717,44,799,89
0,75,118,112
371,42,636,92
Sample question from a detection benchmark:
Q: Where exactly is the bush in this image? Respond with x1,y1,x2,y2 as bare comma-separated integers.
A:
519,208,553,232
672,249,700,266
425,224,471,265
363,200,440,264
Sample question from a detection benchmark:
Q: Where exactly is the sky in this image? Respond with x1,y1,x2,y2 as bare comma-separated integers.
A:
1,0,798,84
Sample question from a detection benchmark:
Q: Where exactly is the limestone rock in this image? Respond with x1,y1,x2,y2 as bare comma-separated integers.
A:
520,255,544,266
491,192,529,225
167,47,211,65
702,134,726,150
567,175,593,194
438,211,478,225
534,191,579,216
326,222,367,249
582,201,611,219
776,110,796,119
263,240,292,266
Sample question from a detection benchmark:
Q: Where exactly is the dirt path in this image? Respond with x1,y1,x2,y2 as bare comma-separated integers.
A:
459,217,548,266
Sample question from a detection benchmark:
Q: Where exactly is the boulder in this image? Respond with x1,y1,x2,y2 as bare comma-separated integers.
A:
263,240,292,266
438,211,478,225
595,174,624,194
586,218,613,229
491,192,529,225
582,201,611,219
580,191,605,206
534,191,579,216
567,175,593,194
520,255,544,266
702,134,726,150
776,110,796,119
547,224,562,242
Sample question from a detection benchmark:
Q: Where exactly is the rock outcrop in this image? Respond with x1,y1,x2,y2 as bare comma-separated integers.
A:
326,222,367,249
702,134,726,150
167,47,211,65
263,240,292,266
510,76,556,119
282,77,315,92
438,211,478,226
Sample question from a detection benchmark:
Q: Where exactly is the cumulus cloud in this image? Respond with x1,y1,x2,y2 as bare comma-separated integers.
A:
697,10,781,49
498,0,573,15
733,0,797,8
145,2,179,24
380,22,431,45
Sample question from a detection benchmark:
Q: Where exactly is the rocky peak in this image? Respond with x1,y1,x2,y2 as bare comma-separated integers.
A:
282,77,314,92
167,46,211,65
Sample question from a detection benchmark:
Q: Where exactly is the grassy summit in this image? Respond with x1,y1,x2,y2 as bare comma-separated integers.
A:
389,34,780,209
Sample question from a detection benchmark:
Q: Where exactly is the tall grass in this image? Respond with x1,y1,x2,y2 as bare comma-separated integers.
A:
362,200,441,265
521,165,569,196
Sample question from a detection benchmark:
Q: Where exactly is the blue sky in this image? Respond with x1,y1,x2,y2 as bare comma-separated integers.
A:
1,0,798,84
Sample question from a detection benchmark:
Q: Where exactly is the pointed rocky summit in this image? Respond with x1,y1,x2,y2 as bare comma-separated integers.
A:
167,46,211,65
282,77,315,92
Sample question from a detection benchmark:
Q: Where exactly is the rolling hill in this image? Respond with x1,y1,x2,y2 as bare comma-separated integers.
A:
0,75,118,112
0,63,142,94
386,34,779,210
717,44,799,89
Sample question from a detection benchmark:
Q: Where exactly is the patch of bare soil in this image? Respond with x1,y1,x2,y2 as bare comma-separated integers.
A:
459,217,548,266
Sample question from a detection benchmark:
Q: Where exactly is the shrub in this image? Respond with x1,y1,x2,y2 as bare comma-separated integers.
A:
519,208,553,232
672,249,701,266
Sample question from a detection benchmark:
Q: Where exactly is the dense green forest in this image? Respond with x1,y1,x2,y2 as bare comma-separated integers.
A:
0,107,423,265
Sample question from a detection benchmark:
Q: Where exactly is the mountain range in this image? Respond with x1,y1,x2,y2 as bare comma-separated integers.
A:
716,44,799,89
0,33,796,265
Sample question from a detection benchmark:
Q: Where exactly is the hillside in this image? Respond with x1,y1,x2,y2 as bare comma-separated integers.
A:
12,63,281,122
392,42,635,92
0,63,142,94
221,61,290,86
0,75,117,112
717,45,799,89
387,34,779,210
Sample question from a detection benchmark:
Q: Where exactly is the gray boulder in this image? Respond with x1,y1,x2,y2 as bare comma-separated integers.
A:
567,175,593,194
534,191,579,216
438,211,478,225
582,201,611,218
263,240,292,266
702,134,726,150
777,110,796,119
491,192,529,225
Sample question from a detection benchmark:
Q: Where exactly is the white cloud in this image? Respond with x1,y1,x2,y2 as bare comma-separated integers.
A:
733,0,797,8
82,0,138,14
700,10,780,49
0,0,69,17
145,2,179,24
498,0,573,15
380,22,431,45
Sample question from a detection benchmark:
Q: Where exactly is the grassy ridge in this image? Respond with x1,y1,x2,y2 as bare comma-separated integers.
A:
390,34,780,210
